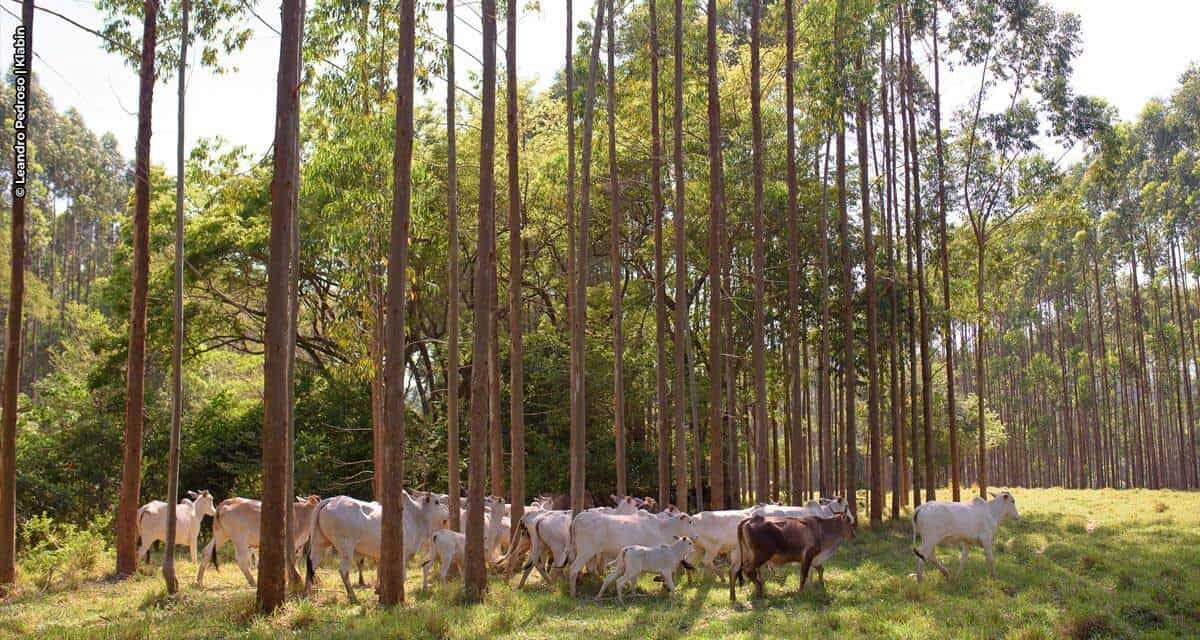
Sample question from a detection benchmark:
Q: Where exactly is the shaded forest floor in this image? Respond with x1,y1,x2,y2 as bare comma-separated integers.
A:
1,488,1198,639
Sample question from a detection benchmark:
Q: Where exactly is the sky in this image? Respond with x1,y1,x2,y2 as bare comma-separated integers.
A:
5,0,1198,168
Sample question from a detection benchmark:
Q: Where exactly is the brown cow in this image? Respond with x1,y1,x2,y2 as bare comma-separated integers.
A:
729,512,856,602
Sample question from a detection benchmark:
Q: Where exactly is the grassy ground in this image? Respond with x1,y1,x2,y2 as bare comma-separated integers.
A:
1,488,1197,639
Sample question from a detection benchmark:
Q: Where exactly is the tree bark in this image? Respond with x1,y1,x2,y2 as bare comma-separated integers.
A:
507,0,525,545
257,0,303,612
116,0,159,579
163,0,189,595
445,0,461,532
671,0,688,510
648,0,669,510
855,51,881,527
466,0,498,603
785,0,802,506
605,0,624,498
750,0,769,505
706,0,726,509
574,0,607,514
379,0,415,606
0,0,33,588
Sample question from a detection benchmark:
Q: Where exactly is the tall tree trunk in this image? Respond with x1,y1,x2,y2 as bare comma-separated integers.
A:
257,0,304,612
507,0,525,542
0,0,32,588
379,0,415,606
116,0,159,579
466,0,498,603
445,0,461,532
818,134,834,497
566,0,580,515
648,0,669,510
833,0,857,514
606,0,625,498
750,0,769,505
671,0,688,510
901,2,935,501
784,0,802,506
574,0,607,513
706,0,726,510
855,52,881,526
931,2,959,500
882,26,903,518
163,0,189,594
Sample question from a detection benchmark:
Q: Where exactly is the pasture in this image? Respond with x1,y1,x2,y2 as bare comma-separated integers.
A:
1,488,1197,639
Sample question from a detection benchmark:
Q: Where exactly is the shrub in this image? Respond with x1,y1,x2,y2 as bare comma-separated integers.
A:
19,512,111,591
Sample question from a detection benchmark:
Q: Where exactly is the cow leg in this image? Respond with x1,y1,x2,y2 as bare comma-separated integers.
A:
137,538,153,567
983,539,996,577
799,549,817,593
197,535,218,586
615,574,630,605
661,571,676,594
306,536,330,592
233,541,257,587
357,557,366,587
568,553,592,598
751,566,765,600
958,543,969,576
595,567,617,601
337,547,358,604
816,564,825,590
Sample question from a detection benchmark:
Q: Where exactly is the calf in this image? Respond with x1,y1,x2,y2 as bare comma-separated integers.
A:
563,510,697,597
912,491,1019,581
196,495,321,587
421,528,465,588
137,490,216,565
730,513,856,602
595,537,695,604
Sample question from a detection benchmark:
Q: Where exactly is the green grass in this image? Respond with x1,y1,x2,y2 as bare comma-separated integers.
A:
1,488,1197,639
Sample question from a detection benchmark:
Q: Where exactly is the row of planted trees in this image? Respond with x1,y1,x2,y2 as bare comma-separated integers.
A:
2,0,1198,610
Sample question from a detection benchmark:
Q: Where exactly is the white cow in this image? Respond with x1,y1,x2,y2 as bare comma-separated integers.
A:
196,495,322,587
305,491,449,603
751,497,853,521
912,491,1020,581
688,508,755,577
564,510,697,597
137,490,216,565
421,528,465,588
596,537,696,604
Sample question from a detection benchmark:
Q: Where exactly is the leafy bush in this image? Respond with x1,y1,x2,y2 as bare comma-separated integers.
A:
19,512,111,591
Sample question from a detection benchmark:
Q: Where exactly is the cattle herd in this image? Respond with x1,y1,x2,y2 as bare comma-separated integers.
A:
135,489,1022,604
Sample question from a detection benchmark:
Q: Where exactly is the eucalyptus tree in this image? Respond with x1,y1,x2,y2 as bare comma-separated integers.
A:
466,0,498,602
445,0,461,532
648,0,670,509
507,0,526,535
606,0,625,498
750,0,768,503
258,0,305,613
671,0,688,509
705,0,726,509
0,0,33,590
378,0,417,607
573,0,606,514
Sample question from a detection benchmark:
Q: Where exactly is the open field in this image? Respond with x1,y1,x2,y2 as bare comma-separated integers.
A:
1,488,1197,639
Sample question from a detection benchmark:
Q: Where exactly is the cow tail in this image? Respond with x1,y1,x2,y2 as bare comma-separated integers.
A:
911,506,925,560
555,514,577,569
734,519,749,586
497,517,526,568
305,498,333,585
210,510,221,569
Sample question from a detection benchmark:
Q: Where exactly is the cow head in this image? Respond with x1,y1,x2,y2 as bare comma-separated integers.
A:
191,490,216,517
989,491,1019,521
666,512,697,538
